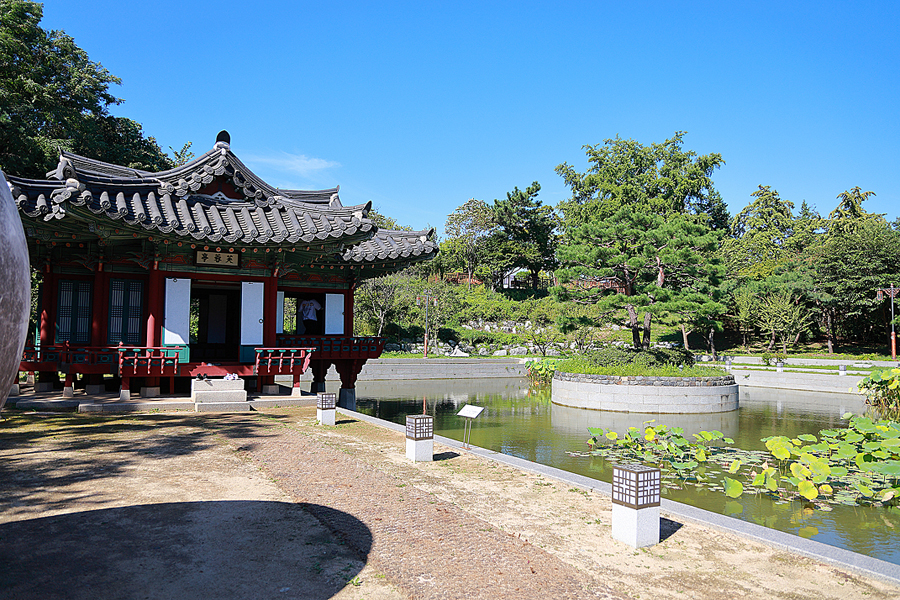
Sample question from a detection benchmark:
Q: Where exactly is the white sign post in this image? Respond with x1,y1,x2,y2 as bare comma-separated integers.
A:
457,404,485,449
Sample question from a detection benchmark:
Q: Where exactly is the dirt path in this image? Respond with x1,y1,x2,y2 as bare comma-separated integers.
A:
1,408,898,600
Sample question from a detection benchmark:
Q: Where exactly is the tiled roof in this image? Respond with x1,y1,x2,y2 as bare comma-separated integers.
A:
49,146,342,206
342,228,438,263
9,174,373,245
7,134,438,269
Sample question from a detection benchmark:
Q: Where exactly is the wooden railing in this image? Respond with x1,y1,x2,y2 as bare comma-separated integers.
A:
117,347,182,378
254,347,314,376
275,336,385,360
21,344,120,375
118,346,182,394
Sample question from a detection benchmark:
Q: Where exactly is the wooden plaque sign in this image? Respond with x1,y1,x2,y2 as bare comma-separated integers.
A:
195,250,240,268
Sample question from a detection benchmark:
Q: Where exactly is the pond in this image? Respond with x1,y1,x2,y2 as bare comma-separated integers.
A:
353,377,900,565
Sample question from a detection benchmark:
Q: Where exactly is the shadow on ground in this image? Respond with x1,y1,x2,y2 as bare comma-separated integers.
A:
0,500,372,600
0,413,295,512
660,516,683,542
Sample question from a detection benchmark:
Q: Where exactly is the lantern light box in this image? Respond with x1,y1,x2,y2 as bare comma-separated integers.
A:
611,463,661,548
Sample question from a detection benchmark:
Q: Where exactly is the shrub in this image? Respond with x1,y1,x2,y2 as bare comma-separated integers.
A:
858,368,900,415
556,357,722,377
585,345,695,369
526,359,558,384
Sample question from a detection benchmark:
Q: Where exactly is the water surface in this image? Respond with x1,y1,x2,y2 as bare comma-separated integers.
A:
354,378,900,565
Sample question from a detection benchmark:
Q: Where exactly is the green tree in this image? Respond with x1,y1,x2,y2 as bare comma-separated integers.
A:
520,299,565,356
444,198,494,289
492,182,558,288
730,287,757,351
555,132,727,231
757,291,813,353
0,1,174,176
355,271,408,336
721,185,797,280
476,230,520,291
828,187,880,235
554,206,723,350
368,207,413,231
808,217,900,345
556,302,610,354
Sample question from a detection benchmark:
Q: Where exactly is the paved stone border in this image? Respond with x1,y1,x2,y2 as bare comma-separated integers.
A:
552,372,739,413
340,408,900,586
731,368,866,394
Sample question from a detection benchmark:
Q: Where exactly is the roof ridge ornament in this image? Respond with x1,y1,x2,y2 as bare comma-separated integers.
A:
214,130,231,151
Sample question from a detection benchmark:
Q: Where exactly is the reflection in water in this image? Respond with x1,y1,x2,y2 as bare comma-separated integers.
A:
549,402,741,441
354,379,900,565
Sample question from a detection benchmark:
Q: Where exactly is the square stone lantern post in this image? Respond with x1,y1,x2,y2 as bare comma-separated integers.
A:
611,464,661,548
406,414,434,462
317,392,336,426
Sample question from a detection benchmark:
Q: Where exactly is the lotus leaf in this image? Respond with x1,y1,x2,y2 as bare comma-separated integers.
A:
791,463,811,479
772,445,791,461
855,483,875,497
723,477,743,498
798,480,818,500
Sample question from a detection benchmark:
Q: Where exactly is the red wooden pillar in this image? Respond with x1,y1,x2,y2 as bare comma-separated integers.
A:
262,275,278,388
146,267,163,348
263,275,278,348
38,269,59,390
142,266,164,391
88,265,107,390
39,270,56,348
91,266,105,347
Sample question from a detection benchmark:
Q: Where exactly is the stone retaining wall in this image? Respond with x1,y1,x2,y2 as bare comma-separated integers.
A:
551,372,739,413
291,358,528,383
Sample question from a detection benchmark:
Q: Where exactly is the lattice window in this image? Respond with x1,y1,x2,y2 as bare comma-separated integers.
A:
108,279,144,345
56,280,92,343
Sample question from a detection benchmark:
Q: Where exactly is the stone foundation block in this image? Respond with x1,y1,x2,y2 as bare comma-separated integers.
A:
317,407,336,426
193,390,247,403
85,384,104,395
140,386,160,398
195,402,251,412
406,437,433,462
191,379,247,403
612,504,659,548
262,384,281,395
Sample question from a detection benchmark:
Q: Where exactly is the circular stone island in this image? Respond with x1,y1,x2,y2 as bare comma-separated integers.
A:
551,371,739,413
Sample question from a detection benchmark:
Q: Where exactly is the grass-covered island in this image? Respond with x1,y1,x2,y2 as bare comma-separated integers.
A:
528,345,726,384
544,346,738,414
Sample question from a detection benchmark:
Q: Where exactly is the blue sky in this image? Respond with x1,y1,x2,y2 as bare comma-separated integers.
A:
40,1,899,234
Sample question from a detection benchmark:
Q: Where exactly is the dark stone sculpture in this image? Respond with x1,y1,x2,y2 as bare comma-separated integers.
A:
0,169,30,411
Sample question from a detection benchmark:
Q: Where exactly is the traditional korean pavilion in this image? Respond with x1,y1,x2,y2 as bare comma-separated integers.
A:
8,131,437,407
